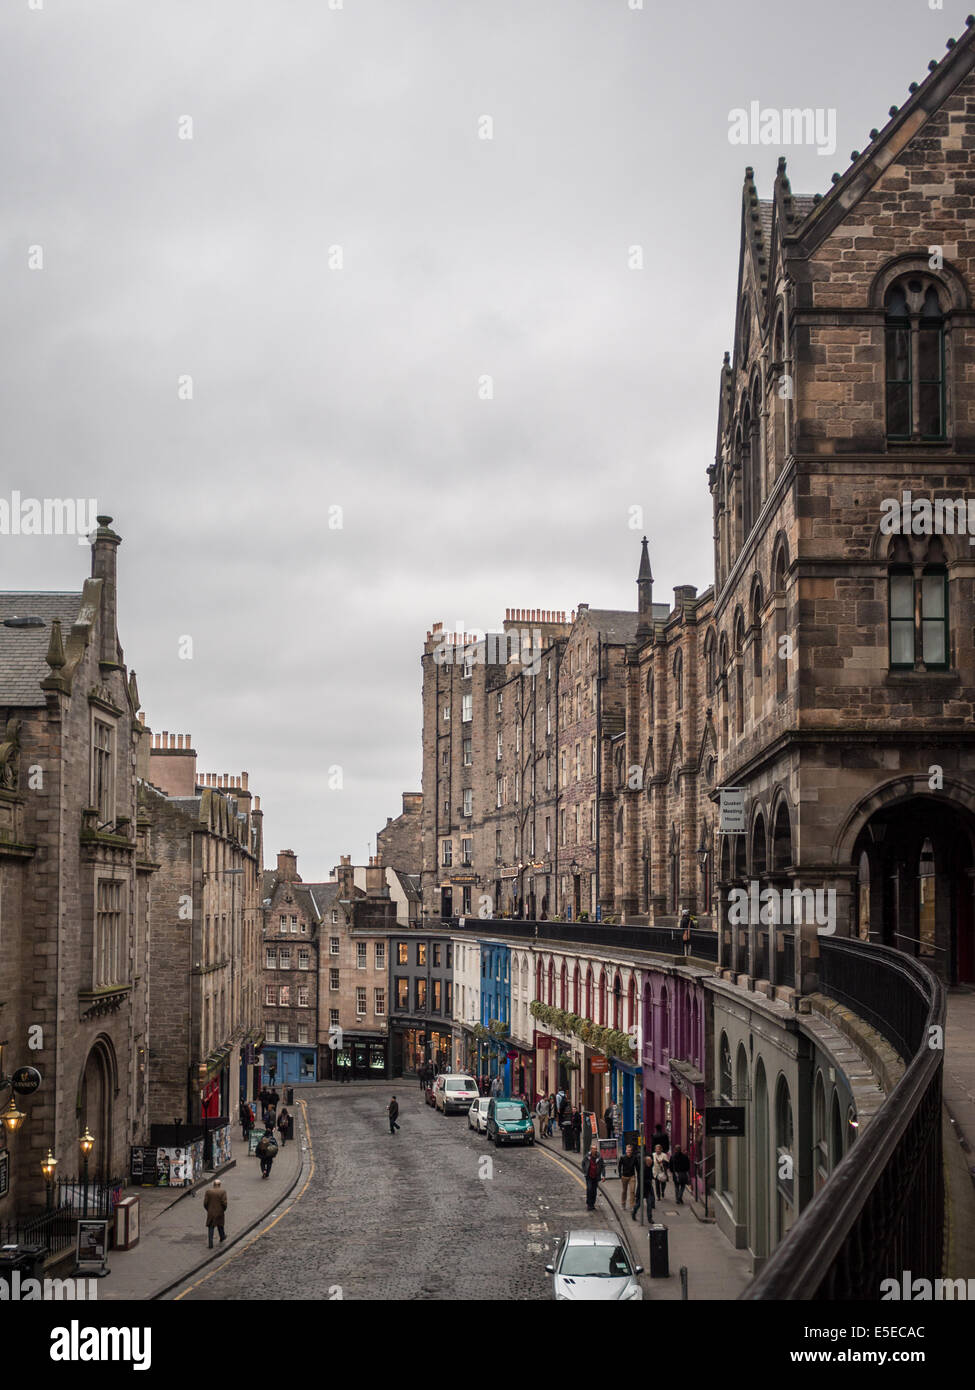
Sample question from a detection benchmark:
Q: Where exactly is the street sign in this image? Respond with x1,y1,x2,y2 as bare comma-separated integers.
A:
11,1065,42,1095
719,787,746,834
705,1105,745,1136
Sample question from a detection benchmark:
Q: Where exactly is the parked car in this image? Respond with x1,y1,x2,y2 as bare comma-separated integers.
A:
545,1230,644,1301
468,1097,491,1133
486,1097,535,1146
424,1081,437,1107
434,1074,480,1114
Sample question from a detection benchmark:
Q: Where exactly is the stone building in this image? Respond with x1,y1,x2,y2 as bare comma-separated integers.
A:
388,928,456,1075
140,733,264,1128
0,517,154,1217
320,856,393,1079
377,792,423,875
261,850,332,1086
708,23,975,988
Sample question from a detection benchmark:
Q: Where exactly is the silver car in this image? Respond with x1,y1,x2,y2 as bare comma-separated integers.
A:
545,1230,644,1301
468,1097,491,1133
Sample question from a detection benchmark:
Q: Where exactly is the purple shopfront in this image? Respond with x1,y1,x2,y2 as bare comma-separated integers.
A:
640,968,708,1200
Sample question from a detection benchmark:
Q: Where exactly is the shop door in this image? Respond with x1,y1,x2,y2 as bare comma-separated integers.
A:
354,1043,369,1077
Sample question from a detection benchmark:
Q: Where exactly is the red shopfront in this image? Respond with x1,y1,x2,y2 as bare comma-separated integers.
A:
669,1059,706,1200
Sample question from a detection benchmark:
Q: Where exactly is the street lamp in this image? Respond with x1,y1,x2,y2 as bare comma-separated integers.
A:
1,1098,26,1135
41,1149,58,1210
79,1128,95,1218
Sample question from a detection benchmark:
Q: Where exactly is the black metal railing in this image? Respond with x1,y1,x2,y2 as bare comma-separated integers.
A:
743,939,944,1300
442,916,717,962
54,1174,126,1219
0,1205,77,1258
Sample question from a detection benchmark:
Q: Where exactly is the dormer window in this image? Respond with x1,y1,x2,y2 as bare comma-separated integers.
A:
885,279,946,440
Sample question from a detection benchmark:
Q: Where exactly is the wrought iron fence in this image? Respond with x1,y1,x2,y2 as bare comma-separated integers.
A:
54,1174,125,1219
744,939,944,1300
444,916,718,961
0,1205,77,1258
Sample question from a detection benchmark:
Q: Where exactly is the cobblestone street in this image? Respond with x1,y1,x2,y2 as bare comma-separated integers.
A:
180,1085,615,1301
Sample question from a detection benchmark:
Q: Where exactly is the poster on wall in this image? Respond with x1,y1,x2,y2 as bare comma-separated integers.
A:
209,1124,231,1168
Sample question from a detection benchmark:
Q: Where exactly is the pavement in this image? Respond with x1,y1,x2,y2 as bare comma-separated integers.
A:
943,987,975,1279
97,1104,308,1301
532,1129,752,1299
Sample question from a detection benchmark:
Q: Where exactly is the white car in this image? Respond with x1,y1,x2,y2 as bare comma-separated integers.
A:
545,1230,644,1301
468,1097,491,1133
434,1074,480,1114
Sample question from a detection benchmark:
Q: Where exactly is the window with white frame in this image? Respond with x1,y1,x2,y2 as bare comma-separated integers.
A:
265,984,276,1006
375,941,386,970
298,984,309,1008
463,737,472,766
442,838,452,867
331,910,338,924
356,986,367,1016
278,1022,290,1043
496,690,503,714
545,816,551,853
496,777,503,808
298,948,310,970
329,1008,340,1027
375,988,386,1016
357,942,367,969
280,985,291,1006
443,704,450,721
497,730,503,761
265,947,276,969
463,788,472,817
329,969,339,990
462,693,472,722
298,1024,310,1044
591,735,597,775
280,915,288,934
546,701,551,735
330,936,339,955
461,836,472,866
279,945,291,969
290,915,298,933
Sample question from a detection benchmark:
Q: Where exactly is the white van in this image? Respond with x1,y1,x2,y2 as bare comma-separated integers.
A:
434,1074,480,1114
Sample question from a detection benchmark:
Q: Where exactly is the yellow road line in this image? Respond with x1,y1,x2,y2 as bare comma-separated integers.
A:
173,1097,314,1300
535,1142,586,1191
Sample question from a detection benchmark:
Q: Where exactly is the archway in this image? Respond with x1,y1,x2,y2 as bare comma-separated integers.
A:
753,1058,769,1259
848,791,975,983
79,1038,116,1182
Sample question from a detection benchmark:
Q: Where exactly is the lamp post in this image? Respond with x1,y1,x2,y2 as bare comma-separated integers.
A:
1,1098,26,1136
79,1128,94,1219
41,1149,58,1211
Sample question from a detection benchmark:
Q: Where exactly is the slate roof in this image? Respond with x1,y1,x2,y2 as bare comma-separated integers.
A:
392,869,421,903
0,591,83,707
582,609,642,644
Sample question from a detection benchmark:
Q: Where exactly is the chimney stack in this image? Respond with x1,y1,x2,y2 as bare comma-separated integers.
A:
276,849,299,883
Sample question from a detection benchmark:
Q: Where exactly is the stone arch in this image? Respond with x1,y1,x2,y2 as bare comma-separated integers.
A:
78,1034,119,1181
770,792,794,871
831,775,975,867
868,253,969,313
750,808,768,877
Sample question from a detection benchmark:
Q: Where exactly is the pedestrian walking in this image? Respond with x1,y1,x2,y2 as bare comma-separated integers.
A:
204,1177,227,1248
570,1107,582,1153
256,1128,278,1179
387,1095,400,1135
650,1123,670,1153
679,905,692,957
651,1143,670,1200
618,1143,639,1212
239,1098,253,1143
535,1093,549,1139
671,1145,690,1204
547,1094,557,1138
581,1142,605,1211
638,1154,656,1222
558,1093,571,1126
603,1102,615,1138
268,1087,279,1117
277,1106,291,1147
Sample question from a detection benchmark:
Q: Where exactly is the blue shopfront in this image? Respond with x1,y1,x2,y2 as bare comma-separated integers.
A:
260,1043,317,1086
610,1057,642,1135
479,939,512,1091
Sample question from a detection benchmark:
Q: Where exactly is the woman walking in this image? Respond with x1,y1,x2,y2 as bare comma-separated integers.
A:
651,1143,670,1200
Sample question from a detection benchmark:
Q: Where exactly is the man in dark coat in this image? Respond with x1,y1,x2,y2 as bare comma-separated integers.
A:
204,1177,227,1247
603,1103,615,1138
650,1123,670,1153
671,1145,691,1204
388,1095,400,1134
256,1127,278,1178
581,1142,605,1211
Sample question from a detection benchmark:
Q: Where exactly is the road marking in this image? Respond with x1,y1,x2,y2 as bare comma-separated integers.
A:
535,1142,586,1191
172,1097,315,1301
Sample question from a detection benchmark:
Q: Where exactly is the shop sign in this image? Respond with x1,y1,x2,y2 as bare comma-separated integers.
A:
11,1066,42,1095
76,1219,110,1273
590,1056,610,1074
535,1034,552,1050
0,1149,8,1199
719,787,746,834
705,1105,745,1136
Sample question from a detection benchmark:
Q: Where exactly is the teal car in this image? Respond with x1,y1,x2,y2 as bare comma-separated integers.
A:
486,1098,535,1146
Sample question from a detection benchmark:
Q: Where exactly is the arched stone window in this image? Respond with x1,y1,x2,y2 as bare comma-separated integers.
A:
704,629,716,697
773,547,788,702
885,277,947,440
573,963,580,1013
772,800,793,871
733,612,745,735
889,536,949,671
673,648,683,711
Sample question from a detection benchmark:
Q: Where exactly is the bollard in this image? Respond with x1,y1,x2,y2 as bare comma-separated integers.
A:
680,1265,688,1300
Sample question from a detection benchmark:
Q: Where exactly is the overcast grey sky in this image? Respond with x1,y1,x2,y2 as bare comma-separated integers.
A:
1,0,968,878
